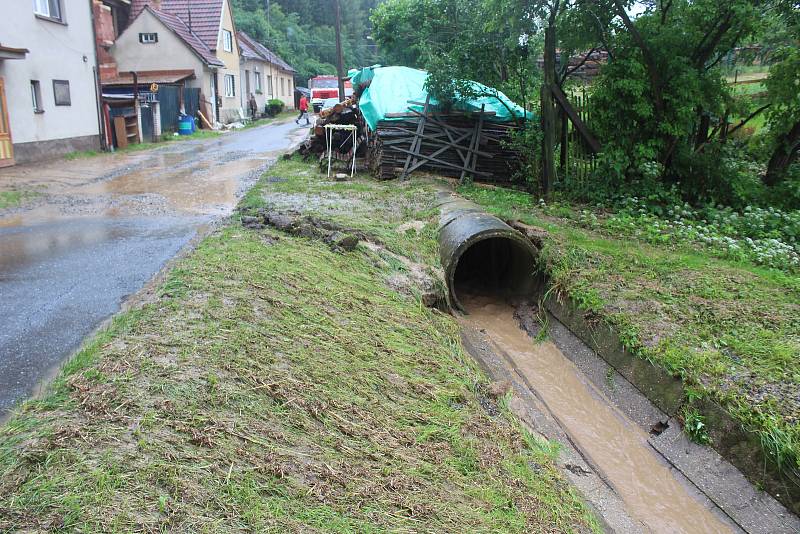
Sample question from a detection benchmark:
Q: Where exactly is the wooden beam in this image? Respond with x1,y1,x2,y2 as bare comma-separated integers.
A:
391,145,492,178
401,95,430,179
461,104,485,183
550,83,602,154
383,126,492,158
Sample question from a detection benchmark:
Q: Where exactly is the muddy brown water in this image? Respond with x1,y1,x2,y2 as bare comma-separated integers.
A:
458,293,732,534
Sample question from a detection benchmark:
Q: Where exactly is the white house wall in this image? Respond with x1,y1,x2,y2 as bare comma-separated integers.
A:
0,0,101,163
274,69,295,110
240,58,266,115
214,0,240,123
112,10,208,91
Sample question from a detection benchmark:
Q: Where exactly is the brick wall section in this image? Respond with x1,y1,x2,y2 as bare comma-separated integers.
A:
93,0,118,81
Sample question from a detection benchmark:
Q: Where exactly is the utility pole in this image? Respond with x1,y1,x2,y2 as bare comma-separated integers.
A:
334,0,346,100
264,0,270,40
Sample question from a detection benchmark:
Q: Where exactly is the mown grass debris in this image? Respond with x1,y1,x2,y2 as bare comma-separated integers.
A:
0,158,599,532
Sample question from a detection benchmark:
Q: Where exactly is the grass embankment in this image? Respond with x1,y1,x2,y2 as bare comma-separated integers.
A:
64,130,222,160
0,158,598,532
0,190,38,209
459,184,799,473
243,110,299,129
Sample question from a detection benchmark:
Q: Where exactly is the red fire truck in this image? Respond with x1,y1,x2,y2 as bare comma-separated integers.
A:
309,75,353,112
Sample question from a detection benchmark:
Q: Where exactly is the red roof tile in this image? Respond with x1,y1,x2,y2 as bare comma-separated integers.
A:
131,0,223,53
145,7,224,67
236,31,295,73
237,31,261,61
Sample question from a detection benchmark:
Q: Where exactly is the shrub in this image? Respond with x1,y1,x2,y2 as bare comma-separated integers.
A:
266,99,284,117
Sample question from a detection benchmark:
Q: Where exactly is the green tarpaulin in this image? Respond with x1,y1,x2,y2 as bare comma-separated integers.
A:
353,66,532,131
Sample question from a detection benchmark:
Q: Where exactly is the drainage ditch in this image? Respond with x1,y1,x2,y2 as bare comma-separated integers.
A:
437,192,798,533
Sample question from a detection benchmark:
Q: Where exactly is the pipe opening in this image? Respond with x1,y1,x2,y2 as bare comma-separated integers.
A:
452,236,537,309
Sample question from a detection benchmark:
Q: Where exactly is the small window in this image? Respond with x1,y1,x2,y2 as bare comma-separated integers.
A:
30,80,43,113
280,78,284,96
34,0,62,21
267,75,273,96
139,33,158,44
53,80,71,106
224,74,235,97
222,30,233,53
254,72,262,92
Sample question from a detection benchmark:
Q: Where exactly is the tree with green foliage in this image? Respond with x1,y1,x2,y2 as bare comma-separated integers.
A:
585,0,786,204
762,2,800,186
231,0,382,84
372,0,540,107
372,0,798,205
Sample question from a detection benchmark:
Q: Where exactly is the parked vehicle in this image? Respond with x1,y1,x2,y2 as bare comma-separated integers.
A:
309,75,352,112
320,98,341,112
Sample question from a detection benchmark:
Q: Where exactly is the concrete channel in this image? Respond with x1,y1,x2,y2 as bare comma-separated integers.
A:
436,192,800,533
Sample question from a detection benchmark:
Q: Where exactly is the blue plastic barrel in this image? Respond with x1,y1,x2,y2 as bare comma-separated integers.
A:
178,115,194,135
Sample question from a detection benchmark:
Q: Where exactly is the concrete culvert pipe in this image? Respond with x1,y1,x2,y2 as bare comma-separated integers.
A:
437,193,538,311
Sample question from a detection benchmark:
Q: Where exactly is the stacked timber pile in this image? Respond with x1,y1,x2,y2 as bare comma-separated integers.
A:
297,96,368,164
297,67,528,183
369,105,522,183
352,66,528,184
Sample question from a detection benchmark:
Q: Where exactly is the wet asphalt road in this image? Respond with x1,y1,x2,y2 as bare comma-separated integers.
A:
0,119,308,415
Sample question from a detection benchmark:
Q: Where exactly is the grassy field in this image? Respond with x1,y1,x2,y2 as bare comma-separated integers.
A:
0,158,598,532
459,184,800,474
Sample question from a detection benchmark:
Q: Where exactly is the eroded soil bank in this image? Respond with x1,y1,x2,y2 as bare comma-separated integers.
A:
0,158,598,532
2,155,795,531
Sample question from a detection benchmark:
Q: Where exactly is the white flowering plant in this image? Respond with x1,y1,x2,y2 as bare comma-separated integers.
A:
562,196,800,272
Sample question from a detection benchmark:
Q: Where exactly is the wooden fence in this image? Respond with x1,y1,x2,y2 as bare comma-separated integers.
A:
559,87,597,190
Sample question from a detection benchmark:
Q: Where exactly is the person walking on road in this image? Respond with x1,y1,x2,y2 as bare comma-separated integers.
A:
296,95,310,125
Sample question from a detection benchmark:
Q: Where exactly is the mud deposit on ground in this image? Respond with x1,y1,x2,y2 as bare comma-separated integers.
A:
241,207,445,307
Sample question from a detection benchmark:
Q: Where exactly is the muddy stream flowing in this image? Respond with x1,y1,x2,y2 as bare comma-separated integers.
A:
458,293,732,533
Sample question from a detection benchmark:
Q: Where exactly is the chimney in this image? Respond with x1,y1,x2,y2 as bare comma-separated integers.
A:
151,0,162,10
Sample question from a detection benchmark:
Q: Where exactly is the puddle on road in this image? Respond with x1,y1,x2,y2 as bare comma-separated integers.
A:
458,293,732,534
0,135,288,228
75,156,267,215
0,220,130,272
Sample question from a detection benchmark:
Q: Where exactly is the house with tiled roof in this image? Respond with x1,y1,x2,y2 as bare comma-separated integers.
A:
110,0,242,123
237,31,296,115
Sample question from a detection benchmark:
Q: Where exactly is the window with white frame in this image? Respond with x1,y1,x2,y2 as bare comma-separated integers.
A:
267,75,273,96
34,0,63,21
222,30,233,52
30,80,43,113
139,33,158,44
224,74,235,97
254,71,262,93
280,78,284,96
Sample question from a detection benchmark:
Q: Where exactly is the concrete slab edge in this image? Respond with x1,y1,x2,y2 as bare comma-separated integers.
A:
542,289,800,527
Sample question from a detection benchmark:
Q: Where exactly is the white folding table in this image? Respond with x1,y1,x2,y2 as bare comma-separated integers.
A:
324,124,358,178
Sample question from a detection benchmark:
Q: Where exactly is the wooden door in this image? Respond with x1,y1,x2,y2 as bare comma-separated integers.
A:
0,78,14,168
